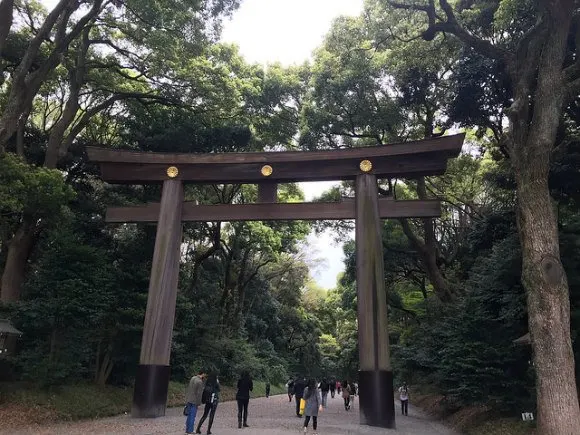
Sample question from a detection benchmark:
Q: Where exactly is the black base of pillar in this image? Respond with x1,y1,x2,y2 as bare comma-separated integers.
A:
358,370,395,429
131,364,170,418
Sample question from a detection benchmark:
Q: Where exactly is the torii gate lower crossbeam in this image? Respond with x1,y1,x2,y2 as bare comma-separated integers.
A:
87,133,464,429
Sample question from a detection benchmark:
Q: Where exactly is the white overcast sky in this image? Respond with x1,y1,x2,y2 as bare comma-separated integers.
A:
39,0,364,288
221,0,364,66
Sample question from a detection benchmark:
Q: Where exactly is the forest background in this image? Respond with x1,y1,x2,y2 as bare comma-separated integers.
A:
1,0,580,434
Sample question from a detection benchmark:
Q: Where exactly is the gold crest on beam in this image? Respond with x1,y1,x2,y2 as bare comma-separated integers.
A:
166,166,179,178
261,165,273,176
359,160,372,172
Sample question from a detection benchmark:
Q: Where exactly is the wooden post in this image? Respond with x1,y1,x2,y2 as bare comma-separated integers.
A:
132,179,184,418
257,182,277,203
355,174,395,428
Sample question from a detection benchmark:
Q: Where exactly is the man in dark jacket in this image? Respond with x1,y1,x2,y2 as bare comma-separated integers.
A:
236,370,253,428
293,377,306,417
320,378,330,408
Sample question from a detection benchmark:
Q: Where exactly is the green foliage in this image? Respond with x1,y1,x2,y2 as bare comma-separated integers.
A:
0,153,74,217
393,227,535,411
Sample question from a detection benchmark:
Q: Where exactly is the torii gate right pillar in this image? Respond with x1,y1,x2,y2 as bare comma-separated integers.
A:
356,174,395,429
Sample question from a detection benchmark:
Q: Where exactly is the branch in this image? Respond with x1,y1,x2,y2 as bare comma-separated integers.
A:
399,218,426,254
387,0,507,61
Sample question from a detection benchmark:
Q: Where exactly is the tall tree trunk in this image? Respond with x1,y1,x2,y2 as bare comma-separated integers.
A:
510,4,580,433
0,216,38,303
515,166,580,434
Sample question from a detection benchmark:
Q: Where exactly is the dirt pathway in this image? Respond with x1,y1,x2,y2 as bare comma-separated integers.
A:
1,394,458,435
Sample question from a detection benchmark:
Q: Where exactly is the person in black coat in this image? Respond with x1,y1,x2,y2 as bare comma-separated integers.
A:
329,378,336,398
196,373,220,434
236,370,253,428
293,376,306,417
320,378,330,408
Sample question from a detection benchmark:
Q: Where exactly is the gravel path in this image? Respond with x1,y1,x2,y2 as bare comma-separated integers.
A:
1,394,458,435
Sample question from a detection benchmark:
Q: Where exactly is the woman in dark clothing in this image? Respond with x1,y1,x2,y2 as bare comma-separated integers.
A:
196,373,220,435
236,370,253,428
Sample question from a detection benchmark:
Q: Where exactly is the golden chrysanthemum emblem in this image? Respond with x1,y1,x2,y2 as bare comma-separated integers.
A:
261,165,273,176
359,160,372,172
166,166,179,178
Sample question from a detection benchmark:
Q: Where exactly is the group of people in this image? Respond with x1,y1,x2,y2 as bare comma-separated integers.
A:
184,369,220,435
284,376,360,433
184,369,411,435
184,369,254,435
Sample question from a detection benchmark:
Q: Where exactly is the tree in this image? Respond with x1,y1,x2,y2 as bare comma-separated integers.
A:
378,0,580,431
0,0,244,303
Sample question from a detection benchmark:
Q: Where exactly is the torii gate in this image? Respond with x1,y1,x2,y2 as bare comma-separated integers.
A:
87,133,464,429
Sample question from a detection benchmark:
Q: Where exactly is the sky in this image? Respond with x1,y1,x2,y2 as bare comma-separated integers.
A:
221,0,364,288
221,0,364,66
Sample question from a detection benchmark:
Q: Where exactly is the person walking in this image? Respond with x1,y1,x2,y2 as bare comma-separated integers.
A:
302,378,322,434
293,376,306,417
265,381,271,398
287,378,295,402
236,370,253,428
195,373,220,434
319,378,329,408
348,381,355,406
329,379,336,399
184,368,207,435
341,380,351,410
399,383,409,416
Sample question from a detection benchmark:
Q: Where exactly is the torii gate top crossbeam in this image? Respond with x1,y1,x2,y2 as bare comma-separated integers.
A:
86,134,464,184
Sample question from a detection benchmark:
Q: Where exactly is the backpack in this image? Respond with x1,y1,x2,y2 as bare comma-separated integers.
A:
201,383,214,404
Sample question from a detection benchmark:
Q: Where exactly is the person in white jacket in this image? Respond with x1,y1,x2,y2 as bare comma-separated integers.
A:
398,383,409,416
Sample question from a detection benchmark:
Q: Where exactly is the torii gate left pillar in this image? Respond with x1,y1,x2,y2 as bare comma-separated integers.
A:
132,179,183,417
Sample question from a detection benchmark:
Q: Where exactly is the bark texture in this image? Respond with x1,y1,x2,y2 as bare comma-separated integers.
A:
509,4,580,432
0,217,38,303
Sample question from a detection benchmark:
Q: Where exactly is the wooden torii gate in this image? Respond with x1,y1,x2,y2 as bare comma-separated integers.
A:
87,133,464,429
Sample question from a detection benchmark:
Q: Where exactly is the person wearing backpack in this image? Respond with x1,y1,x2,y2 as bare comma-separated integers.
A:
195,373,220,434
398,382,409,416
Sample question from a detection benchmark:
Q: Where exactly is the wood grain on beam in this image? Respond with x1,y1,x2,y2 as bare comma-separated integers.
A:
105,200,441,223
87,133,464,165
95,155,450,184
258,182,277,203
87,134,464,184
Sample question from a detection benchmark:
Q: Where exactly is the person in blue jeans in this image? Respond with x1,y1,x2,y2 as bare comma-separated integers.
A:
185,369,207,434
